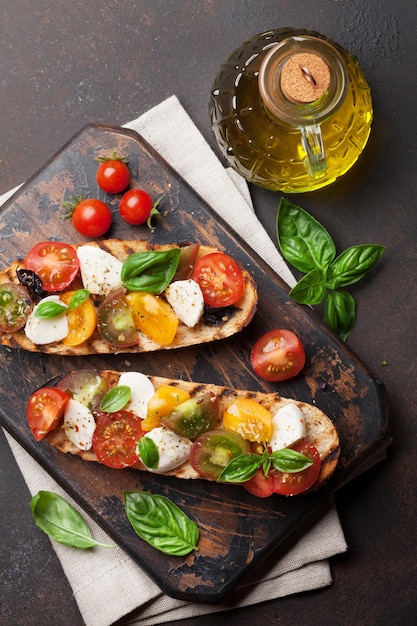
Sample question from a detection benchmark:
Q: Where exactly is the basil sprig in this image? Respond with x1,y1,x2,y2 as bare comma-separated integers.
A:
137,436,159,469
100,385,131,412
124,491,199,556
30,491,113,549
35,289,90,319
277,198,385,341
219,448,313,483
121,249,181,293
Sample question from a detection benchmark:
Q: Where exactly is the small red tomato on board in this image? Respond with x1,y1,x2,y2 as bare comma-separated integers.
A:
63,196,112,238
251,329,306,382
191,252,244,308
118,189,162,229
25,242,80,292
95,152,130,194
26,388,70,441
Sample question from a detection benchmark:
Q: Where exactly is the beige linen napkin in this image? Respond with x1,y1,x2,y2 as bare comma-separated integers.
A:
2,95,347,626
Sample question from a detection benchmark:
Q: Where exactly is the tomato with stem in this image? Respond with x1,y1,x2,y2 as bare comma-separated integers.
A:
95,152,130,194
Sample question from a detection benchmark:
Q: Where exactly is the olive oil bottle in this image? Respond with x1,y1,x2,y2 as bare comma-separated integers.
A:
209,28,373,193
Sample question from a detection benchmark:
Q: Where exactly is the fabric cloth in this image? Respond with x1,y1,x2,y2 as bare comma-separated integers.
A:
1,95,348,626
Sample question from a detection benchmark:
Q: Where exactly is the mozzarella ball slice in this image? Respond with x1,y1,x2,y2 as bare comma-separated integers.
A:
117,371,155,419
164,279,204,328
140,426,192,473
24,296,68,345
269,404,307,451
76,245,123,295
64,398,96,451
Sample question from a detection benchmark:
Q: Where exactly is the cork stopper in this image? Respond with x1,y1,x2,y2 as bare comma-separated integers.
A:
280,52,330,103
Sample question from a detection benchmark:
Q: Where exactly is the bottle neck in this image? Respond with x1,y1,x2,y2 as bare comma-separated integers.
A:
258,35,348,126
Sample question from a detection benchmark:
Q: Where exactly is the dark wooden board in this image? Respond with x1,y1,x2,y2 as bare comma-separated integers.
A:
0,124,390,603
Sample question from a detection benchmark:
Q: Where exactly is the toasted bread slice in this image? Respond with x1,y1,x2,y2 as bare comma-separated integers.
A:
0,240,257,355
44,370,340,489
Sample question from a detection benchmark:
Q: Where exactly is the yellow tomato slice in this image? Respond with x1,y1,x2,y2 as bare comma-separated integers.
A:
223,398,272,443
125,292,179,345
141,385,191,431
61,291,97,347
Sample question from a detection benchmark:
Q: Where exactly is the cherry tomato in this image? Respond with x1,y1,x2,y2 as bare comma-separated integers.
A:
251,329,306,382
190,429,250,480
56,370,108,411
92,410,145,469
96,156,130,194
141,385,191,432
163,392,220,439
60,290,97,347
243,442,321,497
173,244,200,280
26,387,70,441
97,288,139,347
125,292,179,345
118,189,162,228
0,282,32,332
192,252,244,308
25,242,80,292
70,198,112,238
223,398,272,443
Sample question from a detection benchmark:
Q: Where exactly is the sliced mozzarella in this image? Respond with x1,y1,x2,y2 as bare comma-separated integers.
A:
140,426,192,473
24,296,68,345
76,245,123,295
269,404,307,452
164,279,204,328
64,398,96,451
117,371,155,419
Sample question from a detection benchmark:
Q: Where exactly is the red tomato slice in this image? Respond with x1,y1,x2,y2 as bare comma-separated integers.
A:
191,252,244,307
96,159,130,194
242,468,275,498
251,329,306,382
26,387,70,441
92,411,145,469
24,242,80,292
272,442,321,496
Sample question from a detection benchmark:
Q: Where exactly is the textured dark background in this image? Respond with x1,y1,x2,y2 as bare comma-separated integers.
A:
1,2,416,625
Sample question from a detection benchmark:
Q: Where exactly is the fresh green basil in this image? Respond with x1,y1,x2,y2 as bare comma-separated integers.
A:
100,385,131,412
276,198,385,340
123,491,199,556
137,436,159,469
30,491,113,549
121,249,181,293
218,453,264,483
270,448,313,473
325,244,385,290
277,197,336,273
324,290,356,342
35,289,90,319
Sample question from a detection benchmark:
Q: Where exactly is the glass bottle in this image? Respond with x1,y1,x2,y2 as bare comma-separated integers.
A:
209,28,373,193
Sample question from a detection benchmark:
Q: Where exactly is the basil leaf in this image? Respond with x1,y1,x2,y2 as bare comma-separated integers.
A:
218,453,263,483
124,491,199,556
30,491,112,549
326,244,385,290
138,436,159,469
270,448,313,473
277,198,336,273
100,385,131,412
67,288,90,310
324,290,356,341
288,267,327,304
121,249,181,294
35,300,67,319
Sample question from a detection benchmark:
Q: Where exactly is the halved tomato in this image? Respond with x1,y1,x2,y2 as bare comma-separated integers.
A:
141,385,191,432
26,387,70,441
223,398,272,443
24,242,80,292
191,252,244,307
125,291,178,345
190,429,250,480
97,288,138,347
60,290,97,346
251,329,306,382
163,392,219,439
92,410,146,469
0,282,32,332
56,370,108,411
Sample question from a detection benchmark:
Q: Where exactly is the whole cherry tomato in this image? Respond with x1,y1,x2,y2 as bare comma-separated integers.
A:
64,196,112,238
118,189,162,228
95,152,130,194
